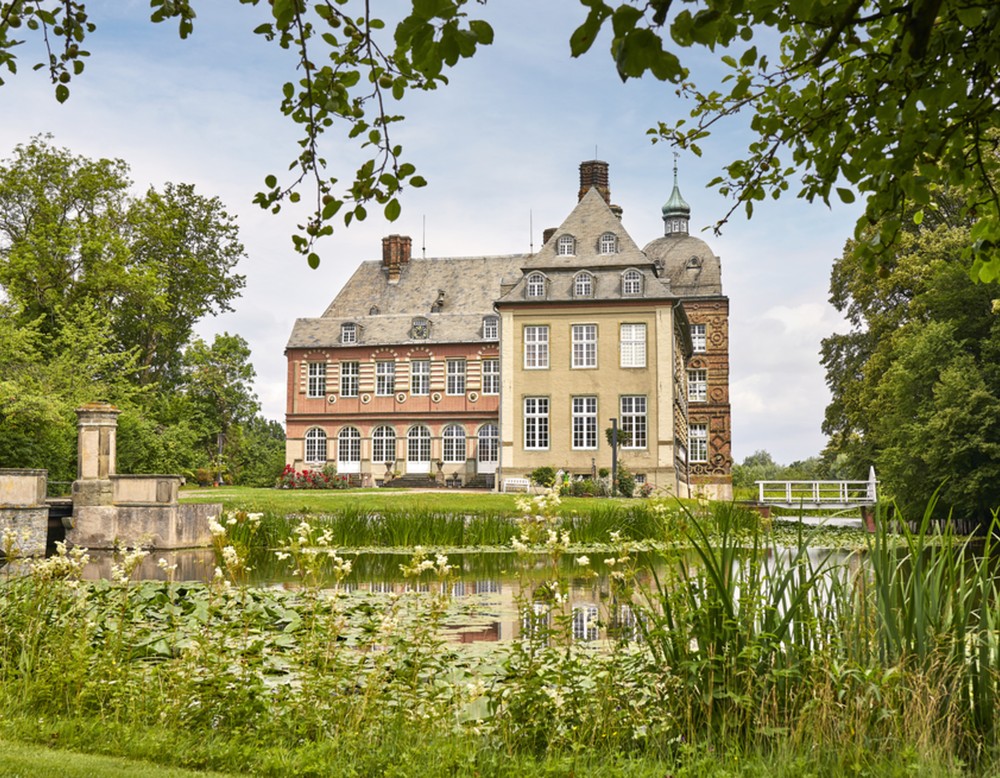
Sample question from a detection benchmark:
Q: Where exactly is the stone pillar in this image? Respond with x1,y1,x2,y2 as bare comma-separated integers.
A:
68,403,121,548
0,469,50,557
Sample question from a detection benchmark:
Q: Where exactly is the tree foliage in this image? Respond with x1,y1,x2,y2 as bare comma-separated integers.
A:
0,140,283,486
2,1,998,276
821,206,1000,521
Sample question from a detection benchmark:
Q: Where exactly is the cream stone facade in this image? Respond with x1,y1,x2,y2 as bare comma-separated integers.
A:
286,161,731,496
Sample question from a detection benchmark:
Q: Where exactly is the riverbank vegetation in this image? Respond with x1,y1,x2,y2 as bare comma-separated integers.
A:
1,497,996,776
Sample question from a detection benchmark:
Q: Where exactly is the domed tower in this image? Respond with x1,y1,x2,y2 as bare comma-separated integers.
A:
644,162,732,500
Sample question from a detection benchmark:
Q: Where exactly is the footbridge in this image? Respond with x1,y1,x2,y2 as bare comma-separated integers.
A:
753,469,878,529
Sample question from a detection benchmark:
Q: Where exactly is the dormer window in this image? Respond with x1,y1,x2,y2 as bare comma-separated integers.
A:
341,322,357,344
686,256,703,270
482,316,498,339
599,232,618,255
369,305,380,315
526,272,546,298
411,317,430,339
574,272,593,298
557,235,576,256
622,269,642,296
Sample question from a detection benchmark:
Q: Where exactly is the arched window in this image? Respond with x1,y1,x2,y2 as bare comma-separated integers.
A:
338,427,361,472
443,424,467,463
372,425,397,464
622,269,642,296
574,272,593,297
477,423,499,465
599,232,618,255
341,322,357,344
304,428,327,464
526,272,546,298
557,234,576,256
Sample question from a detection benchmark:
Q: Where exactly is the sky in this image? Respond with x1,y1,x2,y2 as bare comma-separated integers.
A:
0,0,864,465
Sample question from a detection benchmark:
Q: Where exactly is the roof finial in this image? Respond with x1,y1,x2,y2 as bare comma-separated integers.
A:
673,151,679,185
662,152,690,236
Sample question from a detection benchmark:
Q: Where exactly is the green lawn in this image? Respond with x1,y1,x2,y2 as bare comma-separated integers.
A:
0,739,234,778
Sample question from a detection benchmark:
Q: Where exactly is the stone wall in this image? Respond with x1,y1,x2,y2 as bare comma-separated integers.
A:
0,469,49,557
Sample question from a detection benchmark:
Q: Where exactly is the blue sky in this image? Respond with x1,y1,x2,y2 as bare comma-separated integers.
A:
0,1,864,465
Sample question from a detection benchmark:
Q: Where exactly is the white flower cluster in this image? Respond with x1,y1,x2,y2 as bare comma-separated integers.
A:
110,544,149,585
29,541,91,581
207,516,226,537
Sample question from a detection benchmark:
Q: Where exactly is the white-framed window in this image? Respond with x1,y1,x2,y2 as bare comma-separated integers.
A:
526,272,546,298
341,322,357,344
482,316,498,339
620,395,647,449
478,423,499,463
620,323,646,368
524,397,549,450
524,326,549,369
443,424,467,463
599,231,618,255
482,359,500,395
557,234,576,256
375,360,395,396
622,269,642,296
689,423,708,463
340,361,359,397
572,604,599,641
307,362,326,398
338,427,361,464
574,272,593,297
572,396,598,450
372,425,396,464
691,323,707,353
446,359,466,395
410,359,430,395
304,428,327,464
408,425,431,462
571,324,597,368
688,368,707,402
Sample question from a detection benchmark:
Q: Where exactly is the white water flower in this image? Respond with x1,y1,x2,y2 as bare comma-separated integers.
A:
208,517,226,536
575,555,590,567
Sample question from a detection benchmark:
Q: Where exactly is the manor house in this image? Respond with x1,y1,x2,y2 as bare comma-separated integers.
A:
285,161,732,498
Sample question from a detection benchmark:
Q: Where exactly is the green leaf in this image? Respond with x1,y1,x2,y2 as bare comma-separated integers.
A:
307,252,321,269
836,188,856,204
385,198,401,221
55,83,69,103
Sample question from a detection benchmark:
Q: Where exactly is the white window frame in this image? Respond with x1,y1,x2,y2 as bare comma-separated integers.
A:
689,423,708,463
524,397,549,450
477,423,499,463
341,322,357,344
572,604,599,641
688,368,708,403
574,272,593,297
338,426,361,465
483,316,498,339
622,269,642,296
557,234,576,256
620,395,647,449
524,326,549,369
526,273,546,298
307,362,326,398
572,396,598,450
410,359,430,395
691,323,707,353
443,424,467,463
599,232,617,255
482,359,500,395
304,428,327,464
446,359,466,395
571,324,597,369
375,360,395,396
620,323,646,368
372,425,397,464
340,361,359,397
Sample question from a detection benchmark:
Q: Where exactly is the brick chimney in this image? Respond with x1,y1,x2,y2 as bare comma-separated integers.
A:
382,234,412,283
578,160,610,204
542,227,557,245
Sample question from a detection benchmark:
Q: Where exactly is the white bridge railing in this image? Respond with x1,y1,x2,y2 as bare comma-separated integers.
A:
756,471,877,507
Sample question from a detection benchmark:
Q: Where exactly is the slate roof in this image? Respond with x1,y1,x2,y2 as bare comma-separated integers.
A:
643,234,723,297
286,254,526,349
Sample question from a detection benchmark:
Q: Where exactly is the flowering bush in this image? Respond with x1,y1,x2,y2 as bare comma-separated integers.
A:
277,463,352,489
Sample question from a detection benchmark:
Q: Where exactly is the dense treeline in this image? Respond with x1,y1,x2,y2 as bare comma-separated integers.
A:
0,137,284,487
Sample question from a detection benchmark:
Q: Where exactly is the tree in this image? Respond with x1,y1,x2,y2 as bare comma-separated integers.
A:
0,137,246,385
821,210,1000,521
3,2,998,277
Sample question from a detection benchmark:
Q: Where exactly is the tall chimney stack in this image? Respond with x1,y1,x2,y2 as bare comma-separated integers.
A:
578,160,611,204
382,234,412,283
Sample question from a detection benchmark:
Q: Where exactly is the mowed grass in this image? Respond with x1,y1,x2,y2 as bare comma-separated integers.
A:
0,738,235,778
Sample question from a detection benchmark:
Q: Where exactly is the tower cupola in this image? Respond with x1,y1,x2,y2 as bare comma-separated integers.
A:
661,158,690,236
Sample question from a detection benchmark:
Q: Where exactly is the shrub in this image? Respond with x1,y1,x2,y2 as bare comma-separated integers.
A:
615,464,635,498
529,466,557,488
276,464,352,489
